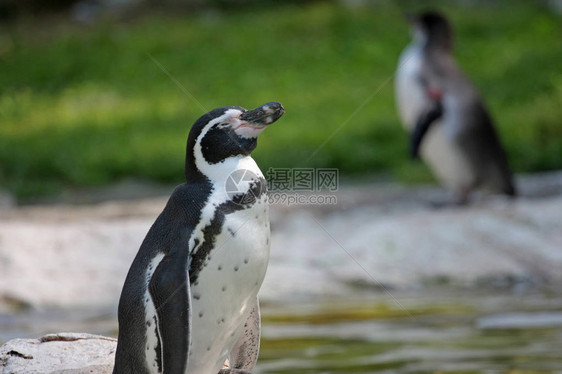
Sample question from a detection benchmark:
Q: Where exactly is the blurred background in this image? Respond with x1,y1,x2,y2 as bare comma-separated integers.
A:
1,0,561,201
1,0,562,373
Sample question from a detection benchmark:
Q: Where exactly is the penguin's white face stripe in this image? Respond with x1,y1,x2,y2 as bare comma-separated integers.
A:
193,109,264,182
194,109,239,182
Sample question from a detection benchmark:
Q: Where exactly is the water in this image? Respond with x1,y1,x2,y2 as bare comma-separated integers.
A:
258,290,562,373
2,289,562,373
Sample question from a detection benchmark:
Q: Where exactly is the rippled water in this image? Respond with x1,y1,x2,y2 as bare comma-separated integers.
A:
258,290,562,373
2,289,562,373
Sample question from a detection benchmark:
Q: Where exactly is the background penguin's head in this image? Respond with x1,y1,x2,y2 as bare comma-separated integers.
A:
408,11,453,50
185,102,284,181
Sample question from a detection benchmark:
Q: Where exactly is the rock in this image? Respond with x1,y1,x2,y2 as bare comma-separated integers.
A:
265,194,562,295
0,333,116,374
0,217,152,308
1,172,562,310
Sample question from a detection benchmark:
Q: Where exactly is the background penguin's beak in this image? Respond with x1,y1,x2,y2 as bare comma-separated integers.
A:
240,102,285,127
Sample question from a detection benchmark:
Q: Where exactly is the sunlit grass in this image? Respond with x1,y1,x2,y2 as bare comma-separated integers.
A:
0,1,561,200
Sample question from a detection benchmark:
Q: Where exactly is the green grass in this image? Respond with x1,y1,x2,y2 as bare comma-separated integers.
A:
1,1,561,200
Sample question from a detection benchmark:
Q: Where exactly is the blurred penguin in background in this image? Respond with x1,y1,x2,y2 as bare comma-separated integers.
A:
395,11,516,204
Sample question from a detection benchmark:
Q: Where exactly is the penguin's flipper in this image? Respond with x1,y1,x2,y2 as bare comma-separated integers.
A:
462,103,516,196
149,250,192,373
410,100,443,159
228,298,261,370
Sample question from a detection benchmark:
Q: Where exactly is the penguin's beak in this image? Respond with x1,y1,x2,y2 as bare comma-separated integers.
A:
239,102,285,128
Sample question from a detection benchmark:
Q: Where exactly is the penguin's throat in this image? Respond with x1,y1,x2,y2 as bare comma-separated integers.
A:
233,123,266,139
198,155,264,185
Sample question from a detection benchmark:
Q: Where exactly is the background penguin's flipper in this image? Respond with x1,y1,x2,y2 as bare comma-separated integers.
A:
410,101,444,159
149,250,192,373
228,298,261,371
460,103,516,196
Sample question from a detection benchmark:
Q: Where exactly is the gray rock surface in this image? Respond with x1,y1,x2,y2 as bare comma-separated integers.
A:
0,172,561,309
0,191,14,210
0,333,116,374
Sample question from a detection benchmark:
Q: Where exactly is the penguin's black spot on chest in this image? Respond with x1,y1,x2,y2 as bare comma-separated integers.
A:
230,177,267,206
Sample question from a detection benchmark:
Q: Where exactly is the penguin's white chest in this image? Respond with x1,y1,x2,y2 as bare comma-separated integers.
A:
395,45,428,129
188,194,270,374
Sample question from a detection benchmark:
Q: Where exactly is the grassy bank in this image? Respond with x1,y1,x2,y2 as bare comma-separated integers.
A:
1,1,561,200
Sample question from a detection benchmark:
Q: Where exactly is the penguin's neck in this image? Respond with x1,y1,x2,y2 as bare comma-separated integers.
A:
186,128,262,184
193,154,262,185
423,37,452,57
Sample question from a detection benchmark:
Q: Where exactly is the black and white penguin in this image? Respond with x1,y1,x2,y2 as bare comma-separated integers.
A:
113,102,285,374
395,11,516,202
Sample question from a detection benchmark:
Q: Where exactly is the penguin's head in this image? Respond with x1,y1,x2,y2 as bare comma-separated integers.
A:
408,11,453,50
185,102,285,181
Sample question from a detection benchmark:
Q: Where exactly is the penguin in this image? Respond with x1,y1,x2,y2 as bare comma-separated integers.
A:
395,11,516,203
113,102,285,374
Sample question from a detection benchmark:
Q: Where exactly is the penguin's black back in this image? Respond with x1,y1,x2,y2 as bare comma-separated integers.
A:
113,181,212,373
